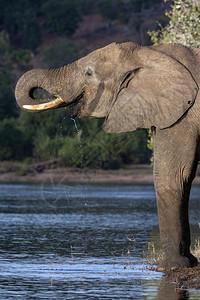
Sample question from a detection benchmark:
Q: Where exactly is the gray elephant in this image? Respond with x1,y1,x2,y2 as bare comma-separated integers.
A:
15,42,200,270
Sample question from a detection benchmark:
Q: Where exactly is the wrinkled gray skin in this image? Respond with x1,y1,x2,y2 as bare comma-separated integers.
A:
15,42,200,270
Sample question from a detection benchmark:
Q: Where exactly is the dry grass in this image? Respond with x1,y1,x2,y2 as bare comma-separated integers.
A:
146,238,200,267
192,238,200,261
145,242,163,267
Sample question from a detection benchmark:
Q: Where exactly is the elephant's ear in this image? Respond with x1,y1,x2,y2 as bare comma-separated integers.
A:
103,47,198,133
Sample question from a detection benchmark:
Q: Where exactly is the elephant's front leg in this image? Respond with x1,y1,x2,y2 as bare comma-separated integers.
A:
153,126,198,270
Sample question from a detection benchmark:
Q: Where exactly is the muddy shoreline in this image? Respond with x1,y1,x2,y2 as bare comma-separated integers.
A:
0,166,154,185
1,163,200,185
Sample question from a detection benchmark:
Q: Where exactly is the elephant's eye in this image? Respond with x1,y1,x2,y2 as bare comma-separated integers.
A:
85,68,93,77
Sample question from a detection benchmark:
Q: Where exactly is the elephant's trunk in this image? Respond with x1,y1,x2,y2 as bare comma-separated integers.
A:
15,62,81,112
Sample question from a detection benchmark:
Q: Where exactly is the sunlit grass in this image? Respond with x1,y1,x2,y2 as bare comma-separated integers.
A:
192,238,200,261
145,238,200,268
145,242,163,267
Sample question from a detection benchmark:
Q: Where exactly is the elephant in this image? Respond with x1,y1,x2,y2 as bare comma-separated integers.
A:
15,42,200,270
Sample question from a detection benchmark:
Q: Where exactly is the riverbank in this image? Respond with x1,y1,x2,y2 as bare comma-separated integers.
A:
1,162,200,185
0,162,153,185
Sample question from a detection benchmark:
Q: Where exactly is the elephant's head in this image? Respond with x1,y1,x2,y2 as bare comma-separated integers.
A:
15,42,198,133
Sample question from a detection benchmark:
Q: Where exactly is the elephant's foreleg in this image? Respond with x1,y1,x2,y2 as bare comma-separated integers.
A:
153,126,198,270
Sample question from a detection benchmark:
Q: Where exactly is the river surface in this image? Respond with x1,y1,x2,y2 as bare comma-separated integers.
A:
0,183,200,299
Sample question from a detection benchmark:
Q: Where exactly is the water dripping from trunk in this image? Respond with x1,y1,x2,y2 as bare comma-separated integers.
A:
71,118,84,172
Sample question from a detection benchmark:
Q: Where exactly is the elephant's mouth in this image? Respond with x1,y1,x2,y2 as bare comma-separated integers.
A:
70,95,86,118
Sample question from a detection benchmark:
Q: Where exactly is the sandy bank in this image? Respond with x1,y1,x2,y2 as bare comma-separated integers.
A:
1,163,200,185
0,165,153,185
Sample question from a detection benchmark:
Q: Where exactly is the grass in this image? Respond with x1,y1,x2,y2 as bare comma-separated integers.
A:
192,238,200,261
146,238,200,268
145,242,163,267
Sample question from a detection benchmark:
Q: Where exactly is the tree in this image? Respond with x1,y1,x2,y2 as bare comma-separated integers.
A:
149,0,200,47
0,31,32,119
58,119,151,168
40,39,86,68
98,0,125,21
1,0,41,50
73,0,96,15
41,0,81,37
0,119,33,161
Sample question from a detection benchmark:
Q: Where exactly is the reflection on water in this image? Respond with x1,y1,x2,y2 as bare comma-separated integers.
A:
0,184,199,299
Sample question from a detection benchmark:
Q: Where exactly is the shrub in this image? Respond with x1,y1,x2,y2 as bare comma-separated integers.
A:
0,119,33,161
41,0,81,37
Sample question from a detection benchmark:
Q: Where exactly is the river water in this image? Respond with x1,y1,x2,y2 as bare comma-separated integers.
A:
0,183,199,299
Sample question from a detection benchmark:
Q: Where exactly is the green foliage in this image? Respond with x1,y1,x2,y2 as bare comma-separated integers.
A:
0,30,32,119
59,135,84,167
1,0,41,50
147,132,154,164
149,0,200,47
16,111,151,167
59,119,151,168
11,49,32,71
0,30,32,71
41,0,81,37
0,119,32,161
129,13,143,31
17,109,70,141
17,109,74,160
130,0,145,12
33,135,63,160
73,0,96,15
0,31,10,56
0,82,17,119
0,34,16,118
98,0,126,21
40,39,86,68
130,0,161,12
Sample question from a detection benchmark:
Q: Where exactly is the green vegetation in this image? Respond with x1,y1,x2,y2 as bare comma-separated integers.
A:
0,0,41,51
0,31,31,119
40,39,87,68
149,0,200,47
41,0,81,37
4,0,199,169
0,119,32,160
98,0,126,22
15,110,151,168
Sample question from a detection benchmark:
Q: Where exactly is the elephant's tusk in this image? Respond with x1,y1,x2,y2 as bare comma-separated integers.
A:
23,97,65,111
